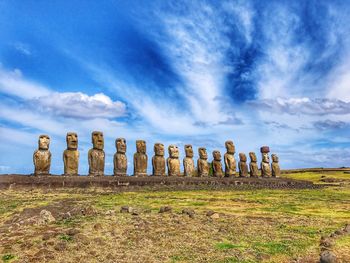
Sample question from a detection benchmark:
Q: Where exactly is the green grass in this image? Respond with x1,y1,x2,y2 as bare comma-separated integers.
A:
2,254,15,263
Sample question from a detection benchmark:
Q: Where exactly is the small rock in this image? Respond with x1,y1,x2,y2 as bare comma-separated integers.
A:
93,223,102,231
131,209,140,216
81,206,97,216
120,206,131,213
66,228,80,236
334,229,343,236
210,213,220,219
182,209,195,218
159,206,172,213
37,210,55,225
105,210,115,216
343,224,350,233
206,210,215,216
320,237,334,249
320,250,337,263
54,241,67,251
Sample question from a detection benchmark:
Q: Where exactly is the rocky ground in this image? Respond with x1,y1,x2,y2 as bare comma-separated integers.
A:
0,171,349,263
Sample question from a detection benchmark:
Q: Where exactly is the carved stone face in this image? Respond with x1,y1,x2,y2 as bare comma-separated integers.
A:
249,152,257,162
262,153,270,163
239,153,247,162
92,131,104,150
38,135,50,150
136,140,146,154
198,147,207,160
168,145,179,158
66,132,78,150
154,143,164,156
272,154,279,162
225,140,235,154
213,150,221,161
185,145,193,158
116,138,126,153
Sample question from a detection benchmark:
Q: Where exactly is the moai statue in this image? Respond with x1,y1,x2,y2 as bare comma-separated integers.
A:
197,147,209,177
113,138,127,176
167,145,181,176
249,152,259,177
33,135,51,175
183,144,195,177
238,153,249,177
212,150,224,177
271,154,281,177
224,140,236,177
152,143,165,176
63,132,79,175
260,146,272,177
134,140,148,176
88,131,105,176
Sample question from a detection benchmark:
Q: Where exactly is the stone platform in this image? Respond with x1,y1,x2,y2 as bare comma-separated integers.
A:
0,174,318,191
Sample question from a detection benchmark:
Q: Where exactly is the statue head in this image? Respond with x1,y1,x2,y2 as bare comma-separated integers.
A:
260,146,270,154
212,150,221,161
249,152,257,162
184,144,193,158
154,143,164,156
198,147,207,160
38,135,50,150
239,153,247,162
136,140,146,154
116,138,126,153
168,145,179,158
66,132,78,150
271,154,279,163
225,140,235,154
92,131,104,150
262,153,270,163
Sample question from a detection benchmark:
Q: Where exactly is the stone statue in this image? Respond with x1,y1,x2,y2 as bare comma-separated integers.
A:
33,135,51,175
63,132,79,175
271,154,281,177
238,153,248,177
134,140,148,176
197,147,209,177
260,146,271,177
212,150,224,177
113,138,127,176
88,131,105,176
224,140,236,177
152,143,165,176
167,145,181,176
183,144,195,177
249,152,259,177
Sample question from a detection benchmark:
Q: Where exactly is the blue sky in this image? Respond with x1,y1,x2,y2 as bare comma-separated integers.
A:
1,0,350,174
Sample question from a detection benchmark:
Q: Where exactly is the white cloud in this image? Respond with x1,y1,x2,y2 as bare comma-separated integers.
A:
13,42,32,56
31,92,126,119
0,67,126,119
250,97,350,116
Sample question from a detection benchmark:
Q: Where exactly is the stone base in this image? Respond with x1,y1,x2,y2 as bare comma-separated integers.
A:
0,174,319,191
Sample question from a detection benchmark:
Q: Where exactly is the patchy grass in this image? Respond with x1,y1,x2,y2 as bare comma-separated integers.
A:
0,172,349,262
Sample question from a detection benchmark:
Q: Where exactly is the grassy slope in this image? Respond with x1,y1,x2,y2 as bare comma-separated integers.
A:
0,172,349,263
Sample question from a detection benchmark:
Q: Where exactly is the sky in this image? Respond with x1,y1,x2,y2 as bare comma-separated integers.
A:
1,0,350,175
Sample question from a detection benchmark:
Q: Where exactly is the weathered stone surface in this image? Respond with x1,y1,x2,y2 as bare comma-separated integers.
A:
134,140,147,177
33,135,51,175
183,145,195,177
167,145,181,176
271,154,281,177
37,210,55,225
114,138,127,176
320,250,337,263
238,153,249,177
88,131,105,176
224,140,236,177
260,146,271,177
152,143,165,176
197,147,209,177
182,208,195,218
63,132,79,176
159,206,172,213
212,150,224,177
249,152,259,177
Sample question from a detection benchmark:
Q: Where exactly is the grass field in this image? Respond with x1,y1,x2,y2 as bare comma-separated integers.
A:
0,171,349,262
